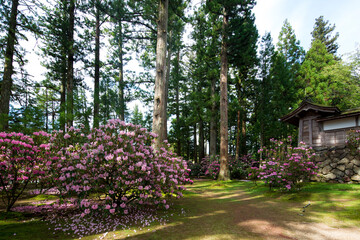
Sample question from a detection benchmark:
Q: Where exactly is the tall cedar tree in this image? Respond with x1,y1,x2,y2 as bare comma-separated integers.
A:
257,32,274,148
0,0,40,130
152,0,169,151
311,16,339,55
204,0,257,179
188,6,221,159
188,7,211,162
0,0,19,130
99,0,129,121
227,0,258,157
218,5,230,180
39,0,77,130
204,0,230,179
277,19,305,73
298,39,360,109
66,0,75,127
277,19,305,107
93,0,101,128
298,40,335,105
39,0,69,130
166,1,188,157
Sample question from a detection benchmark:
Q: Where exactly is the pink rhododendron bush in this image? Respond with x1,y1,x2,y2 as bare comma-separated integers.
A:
0,132,44,211
249,137,318,191
0,119,189,217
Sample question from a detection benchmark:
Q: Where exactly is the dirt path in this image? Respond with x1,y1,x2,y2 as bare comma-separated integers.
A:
121,180,360,240
183,181,360,240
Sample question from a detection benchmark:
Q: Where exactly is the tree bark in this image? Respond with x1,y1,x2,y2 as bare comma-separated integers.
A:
60,71,66,131
45,88,49,132
175,50,181,155
240,108,247,155
93,0,101,128
260,69,266,149
152,0,168,151
209,75,217,157
118,22,125,121
164,30,172,135
199,118,204,161
193,123,197,163
66,0,75,128
52,99,55,130
0,0,19,130
218,7,230,181
236,109,240,159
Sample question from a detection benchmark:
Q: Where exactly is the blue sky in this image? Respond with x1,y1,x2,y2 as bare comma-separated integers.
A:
253,0,360,59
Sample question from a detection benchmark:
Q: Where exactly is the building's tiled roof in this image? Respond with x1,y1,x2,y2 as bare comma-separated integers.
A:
280,100,340,126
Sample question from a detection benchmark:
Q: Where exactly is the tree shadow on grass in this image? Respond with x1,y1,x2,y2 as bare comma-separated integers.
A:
114,180,359,240
2,180,360,240
0,218,73,240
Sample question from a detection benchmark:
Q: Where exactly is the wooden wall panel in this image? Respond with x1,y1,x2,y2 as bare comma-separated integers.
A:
325,132,336,146
312,120,321,146
302,120,309,144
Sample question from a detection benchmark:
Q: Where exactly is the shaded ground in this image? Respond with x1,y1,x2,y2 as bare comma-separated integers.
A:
1,179,360,239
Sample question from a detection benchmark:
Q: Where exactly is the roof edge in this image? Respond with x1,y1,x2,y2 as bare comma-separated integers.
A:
317,111,360,122
281,100,341,124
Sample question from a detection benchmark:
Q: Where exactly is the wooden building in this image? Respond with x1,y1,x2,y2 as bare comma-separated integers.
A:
281,100,360,147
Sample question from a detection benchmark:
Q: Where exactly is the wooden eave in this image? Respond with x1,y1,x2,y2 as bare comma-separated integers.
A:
280,100,340,126
317,110,360,122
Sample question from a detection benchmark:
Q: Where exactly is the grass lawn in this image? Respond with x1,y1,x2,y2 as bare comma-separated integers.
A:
1,179,360,240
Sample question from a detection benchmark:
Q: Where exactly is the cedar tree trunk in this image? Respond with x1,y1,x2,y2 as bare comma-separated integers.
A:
218,8,230,181
66,0,75,128
209,75,217,157
0,0,19,130
93,0,100,128
152,0,168,151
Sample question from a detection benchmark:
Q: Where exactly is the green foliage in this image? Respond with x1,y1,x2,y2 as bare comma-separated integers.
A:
205,0,258,156
0,0,41,130
298,40,360,109
190,155,253,180
186,161,203,178
130,104,145,126
277,19,305,73
8,106,45,134
229,158,251,179
311,16,339,55
38,0,83,129
251,33,297,150
276,19,305,115
227,0,258,72
2,0,359,174
73,88,92,131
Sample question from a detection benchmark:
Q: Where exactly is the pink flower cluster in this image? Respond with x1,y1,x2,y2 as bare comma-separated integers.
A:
346,129,360,153
249,137,318,191
0,132,47,211
0,120,189,213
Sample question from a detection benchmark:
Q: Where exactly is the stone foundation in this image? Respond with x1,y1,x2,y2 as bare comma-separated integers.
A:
313,146,360,183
